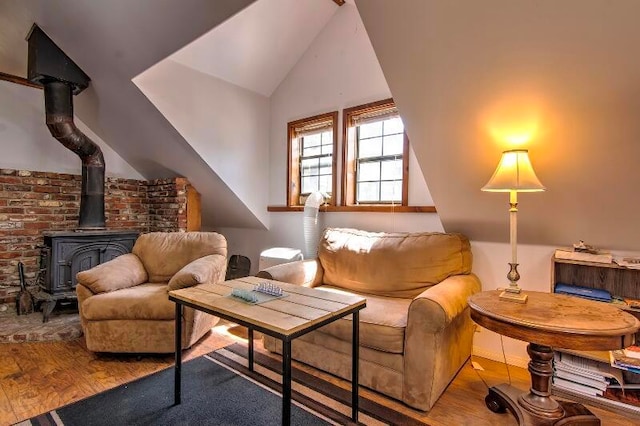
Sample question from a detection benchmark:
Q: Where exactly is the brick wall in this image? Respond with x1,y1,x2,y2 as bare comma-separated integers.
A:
147,177,189,232
0,169,193,303
105,176,150,230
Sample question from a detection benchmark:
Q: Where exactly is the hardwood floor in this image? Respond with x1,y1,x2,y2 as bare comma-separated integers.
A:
0,323,636,425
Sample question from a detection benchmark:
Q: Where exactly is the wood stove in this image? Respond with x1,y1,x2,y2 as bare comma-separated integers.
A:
40,230,138,296
34,230,138,322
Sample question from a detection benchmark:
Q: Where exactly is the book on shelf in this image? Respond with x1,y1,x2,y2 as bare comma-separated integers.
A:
554,351,595,369
610,350,640,374
554,248,613,264
554,352,607,377
554,361,612,384
553,352,624,393
552,376,604,396
553,282,613,302
553,369,608,391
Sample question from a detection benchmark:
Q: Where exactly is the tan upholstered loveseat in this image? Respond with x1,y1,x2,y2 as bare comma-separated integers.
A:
76,232,227,353
257,228,481,410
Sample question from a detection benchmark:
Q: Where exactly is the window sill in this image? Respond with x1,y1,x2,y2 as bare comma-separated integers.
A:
267,205,436,213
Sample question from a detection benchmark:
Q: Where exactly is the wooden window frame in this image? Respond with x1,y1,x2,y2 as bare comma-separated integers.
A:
342,98,409,206
287,111,338,206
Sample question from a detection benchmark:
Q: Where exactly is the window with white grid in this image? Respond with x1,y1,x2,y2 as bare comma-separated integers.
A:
287,112,337,206
343,99,408,205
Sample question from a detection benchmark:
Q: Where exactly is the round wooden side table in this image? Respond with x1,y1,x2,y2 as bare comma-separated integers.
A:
468,290,640,426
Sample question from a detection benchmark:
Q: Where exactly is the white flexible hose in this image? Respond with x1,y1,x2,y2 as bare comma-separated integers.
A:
303,192,325,259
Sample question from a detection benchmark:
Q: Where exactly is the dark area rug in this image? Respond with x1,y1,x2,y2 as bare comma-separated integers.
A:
22,355,330,426
210,342,427,425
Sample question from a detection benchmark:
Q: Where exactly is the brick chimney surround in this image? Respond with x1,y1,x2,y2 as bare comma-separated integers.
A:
0,168,196,304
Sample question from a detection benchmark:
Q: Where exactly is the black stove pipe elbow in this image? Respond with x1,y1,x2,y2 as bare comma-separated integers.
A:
44,80,105,229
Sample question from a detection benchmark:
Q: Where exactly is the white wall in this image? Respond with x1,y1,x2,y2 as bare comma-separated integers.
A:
471,242,555,367
0,81,143,179
268,2,434,207
133,59,270,228
357,0,640,252
217,1,443,273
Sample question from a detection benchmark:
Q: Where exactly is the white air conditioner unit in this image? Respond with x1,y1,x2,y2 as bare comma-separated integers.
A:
258,247,303,270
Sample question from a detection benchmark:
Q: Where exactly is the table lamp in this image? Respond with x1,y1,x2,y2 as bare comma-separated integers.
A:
482,149,545,303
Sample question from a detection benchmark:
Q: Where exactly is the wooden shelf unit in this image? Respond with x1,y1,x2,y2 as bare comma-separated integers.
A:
551,256,640,418
553,257,640,302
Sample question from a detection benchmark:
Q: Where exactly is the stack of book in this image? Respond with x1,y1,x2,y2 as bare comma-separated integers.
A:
606,347,640,407
553,352,622,397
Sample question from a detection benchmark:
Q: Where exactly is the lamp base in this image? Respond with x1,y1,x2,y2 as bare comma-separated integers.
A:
499,290,528,304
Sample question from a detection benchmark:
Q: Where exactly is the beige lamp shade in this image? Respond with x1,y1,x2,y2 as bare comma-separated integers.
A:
482,149,545,192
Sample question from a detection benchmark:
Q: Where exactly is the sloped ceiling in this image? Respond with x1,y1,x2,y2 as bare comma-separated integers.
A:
357,0,640,251
0,0,343,230
0,0,261,229
131,0,339,228
170,0,337,97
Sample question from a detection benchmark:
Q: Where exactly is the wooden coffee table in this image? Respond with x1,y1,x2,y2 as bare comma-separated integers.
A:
468,290,640,426
169,276,366,426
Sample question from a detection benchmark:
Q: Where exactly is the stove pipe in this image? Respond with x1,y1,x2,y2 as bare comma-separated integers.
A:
44,81,105,229
27,24,105,229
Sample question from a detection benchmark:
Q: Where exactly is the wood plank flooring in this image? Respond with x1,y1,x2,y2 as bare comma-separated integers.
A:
0,323,636,425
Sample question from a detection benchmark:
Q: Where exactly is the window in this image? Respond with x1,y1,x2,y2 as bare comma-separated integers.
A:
287,112,338,206
342,99,408,205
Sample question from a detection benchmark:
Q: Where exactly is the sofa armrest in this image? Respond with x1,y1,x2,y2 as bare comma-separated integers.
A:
76,253,148,294
168,254,227,291
407,273,482,333
256,259,324,287
402,273,481,409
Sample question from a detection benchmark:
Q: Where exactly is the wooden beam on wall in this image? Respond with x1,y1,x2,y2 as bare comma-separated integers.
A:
0,71,42,90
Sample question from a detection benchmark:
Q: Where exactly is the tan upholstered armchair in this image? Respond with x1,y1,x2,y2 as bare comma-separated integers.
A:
76,231,227,353
258,228,481,411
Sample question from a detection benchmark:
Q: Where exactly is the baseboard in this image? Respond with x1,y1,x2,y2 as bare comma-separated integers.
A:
471,346,529,369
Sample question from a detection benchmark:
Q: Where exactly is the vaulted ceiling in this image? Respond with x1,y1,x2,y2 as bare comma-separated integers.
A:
0,0,347,230
168,0,337,97
2,0,639,251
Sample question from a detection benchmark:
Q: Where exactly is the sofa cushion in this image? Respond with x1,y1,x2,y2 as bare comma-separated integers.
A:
167,254,226,291
76,253,148,294
319,228,472,298
313,285,410,354
133,232,227,283
81,283,174,321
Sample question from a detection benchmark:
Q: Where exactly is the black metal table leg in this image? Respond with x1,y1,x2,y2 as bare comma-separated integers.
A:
174,303,183,405
248,327,254,371
352,311,359,422
282,339,292,426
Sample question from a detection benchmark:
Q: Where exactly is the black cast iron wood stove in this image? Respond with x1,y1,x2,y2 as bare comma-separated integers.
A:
27,24,139,321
